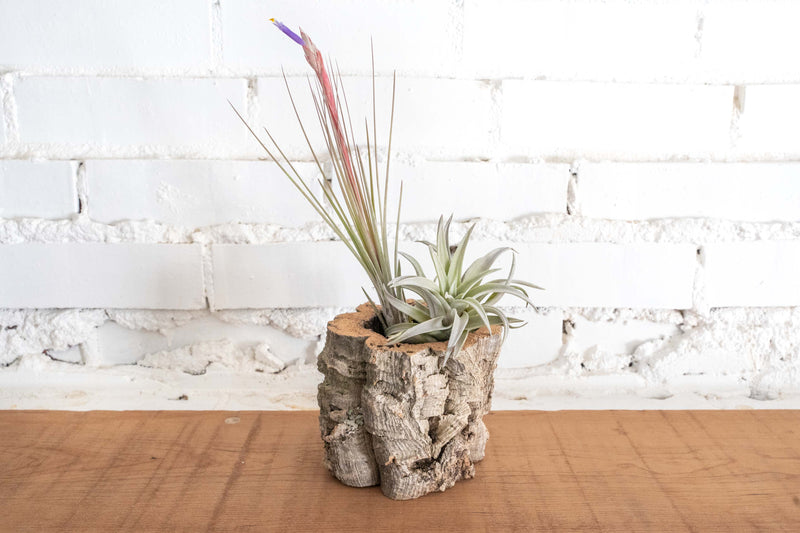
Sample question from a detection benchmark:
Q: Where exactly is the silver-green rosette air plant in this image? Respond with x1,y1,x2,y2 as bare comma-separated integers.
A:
231,19,542,365
385,215,542,364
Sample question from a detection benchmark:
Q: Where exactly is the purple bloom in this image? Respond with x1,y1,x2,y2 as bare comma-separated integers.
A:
270,18,305,46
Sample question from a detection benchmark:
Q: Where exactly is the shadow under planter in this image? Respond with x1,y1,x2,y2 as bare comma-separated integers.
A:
317,304,503,500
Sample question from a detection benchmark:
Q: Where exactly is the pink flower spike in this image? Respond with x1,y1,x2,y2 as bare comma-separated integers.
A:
270,18,305,46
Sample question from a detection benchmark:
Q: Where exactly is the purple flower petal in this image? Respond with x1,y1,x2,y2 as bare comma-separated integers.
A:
270,18,305,46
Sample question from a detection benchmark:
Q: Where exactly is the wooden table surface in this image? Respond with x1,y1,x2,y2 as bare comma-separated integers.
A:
0,410,798,532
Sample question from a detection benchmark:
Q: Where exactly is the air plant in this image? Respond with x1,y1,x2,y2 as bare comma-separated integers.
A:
384,216,542,364
230,19,405,330
232,20,542,364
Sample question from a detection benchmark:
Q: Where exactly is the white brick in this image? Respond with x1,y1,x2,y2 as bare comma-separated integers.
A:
496,310,563,368
0,88,6,146
86,160,321,227
580,163,800,221
464,0,698,81
738,85,800,155
702,1,800,83
15,78,248,150
93,316,314,367
0,243,205,309
704,242,800,307
0,160,77,218
485,242,695,308
390,162,568,222
222,0,458,75
94,322,168,366
566,317,679,363
0,0,210,71
211,242,369,309
257,76,494,159
501,81,732,158
46,345,83,364
395,240,696,309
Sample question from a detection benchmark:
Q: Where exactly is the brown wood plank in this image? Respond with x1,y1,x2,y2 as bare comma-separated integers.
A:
0,410,798,532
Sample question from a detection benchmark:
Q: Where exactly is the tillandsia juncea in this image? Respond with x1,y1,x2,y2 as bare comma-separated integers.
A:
233,20,542,364
230,19,406,331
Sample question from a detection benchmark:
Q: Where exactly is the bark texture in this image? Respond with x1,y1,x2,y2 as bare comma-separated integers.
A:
317,304,502,500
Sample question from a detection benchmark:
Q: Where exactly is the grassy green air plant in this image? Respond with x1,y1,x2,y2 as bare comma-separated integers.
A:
232,20,542,364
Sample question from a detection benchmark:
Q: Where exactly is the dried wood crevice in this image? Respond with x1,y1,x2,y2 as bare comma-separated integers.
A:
317,304,502,500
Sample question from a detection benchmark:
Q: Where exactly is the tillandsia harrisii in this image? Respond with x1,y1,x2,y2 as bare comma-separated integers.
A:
230,19,542,364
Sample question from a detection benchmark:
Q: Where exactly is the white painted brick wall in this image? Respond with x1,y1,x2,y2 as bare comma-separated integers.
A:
496,309,563,368
565,316,680,368
0,161,77,218
392,162,569,222
0,0,211,72
579,163,800,221
257,76,495,160
14,78,249,154
0,243,205,309
213,242,695,309
2,1,800,409
704,242,800,307
513,243,697,309
86,160,321,227
501,81,732,159
0,80,6,146
737,85,800,156
90,315,313,368
464,0,699,82
211,242,370,309
702,1,800,83
223,0,459,76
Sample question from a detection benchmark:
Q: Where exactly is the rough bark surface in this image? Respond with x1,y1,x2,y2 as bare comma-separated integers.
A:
317,304,502,500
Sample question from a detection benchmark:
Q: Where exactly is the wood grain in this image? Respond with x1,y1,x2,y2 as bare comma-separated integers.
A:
0,410,798,532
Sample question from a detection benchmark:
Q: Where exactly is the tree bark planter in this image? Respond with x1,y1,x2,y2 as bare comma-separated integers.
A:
317,304,503,500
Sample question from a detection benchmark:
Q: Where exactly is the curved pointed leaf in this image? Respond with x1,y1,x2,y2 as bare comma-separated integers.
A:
387,316,448,344
461,247,514,289
456,267,502,298
447,223,475,293
399,251,426,277
437,215,453,272
443,310,469,366
469,284,536,307
383,293,430,323
462,296,491,332
389,275,440,293
483,305,511,343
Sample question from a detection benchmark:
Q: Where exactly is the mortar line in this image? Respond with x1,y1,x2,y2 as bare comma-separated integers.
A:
4,146,799,164
567,160,580,216
9,68,800,85
209,0,224,73
245,77,259,124
487,78,503,159
74,160,89,217
729,85,746,150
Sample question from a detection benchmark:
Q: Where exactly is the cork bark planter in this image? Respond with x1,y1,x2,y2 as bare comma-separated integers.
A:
317,304,503,500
